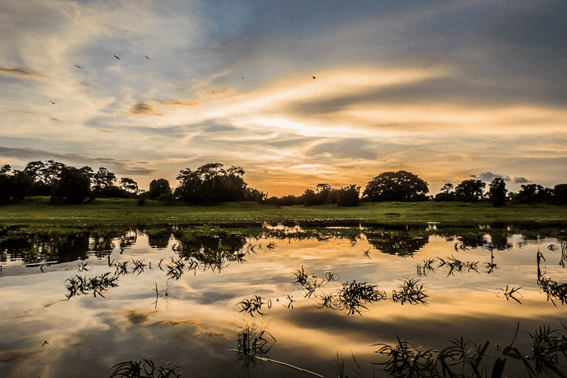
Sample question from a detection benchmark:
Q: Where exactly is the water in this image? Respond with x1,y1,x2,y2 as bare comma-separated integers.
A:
0,223,566,377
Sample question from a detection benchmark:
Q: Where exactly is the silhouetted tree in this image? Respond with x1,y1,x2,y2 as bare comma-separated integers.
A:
554,184,567,205
454,179,485,202
24,160,65,196
120,177,139,196
0,166,33,205
301,189,318,206
245,187,267,203
363,170,429,202
92,167,117,197
51,166,91,204
337,184,360,207
148,178,172,200
174,163,247,205
488,177,507,207
315,183,332,205
515,184,553,204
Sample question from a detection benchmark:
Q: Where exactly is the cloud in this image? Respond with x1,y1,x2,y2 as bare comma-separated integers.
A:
99,129,114,133
197,88,234,98
513,177,529,183
305,139,378,160
129,101,162,117
0,67,47,79
0,146,156,176
473,172,511,182
162,101,200,107
49,118,63,122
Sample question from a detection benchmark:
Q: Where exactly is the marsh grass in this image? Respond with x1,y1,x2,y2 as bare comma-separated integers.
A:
438,255,479,276
108,360,180,378
537,250,567,306
375,323,567,378
5,197,567,230
65,272,119,300
236,295,266,317
496,285,523,304
391,278,427,305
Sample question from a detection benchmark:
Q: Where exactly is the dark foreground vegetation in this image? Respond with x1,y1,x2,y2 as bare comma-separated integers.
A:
2,160,567,208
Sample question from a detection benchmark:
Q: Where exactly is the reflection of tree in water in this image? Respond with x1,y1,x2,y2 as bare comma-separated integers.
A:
169,233,249,274
144,228,171,249
366,233,429,256
0,233,90,263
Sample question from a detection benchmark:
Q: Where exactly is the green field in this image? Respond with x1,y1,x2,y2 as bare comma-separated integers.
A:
1,197,567,230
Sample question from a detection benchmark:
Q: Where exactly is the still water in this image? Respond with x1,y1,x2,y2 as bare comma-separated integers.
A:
0,223,566,377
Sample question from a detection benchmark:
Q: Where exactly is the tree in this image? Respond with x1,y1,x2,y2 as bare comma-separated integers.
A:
174,163,247,205
337,184,360,207
435,183,456,201
315,183,332,205
51,166,91,204
120,177,139,195
454,179,485,202
488,177,507,207
301,189,318,206
148,178,172,200
363,170,429,202
0,166,32,205
92,167,117,196
515,184,553,204
554,184,567,205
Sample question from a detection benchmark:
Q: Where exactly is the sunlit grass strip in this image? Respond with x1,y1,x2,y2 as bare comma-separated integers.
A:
3,197,567,229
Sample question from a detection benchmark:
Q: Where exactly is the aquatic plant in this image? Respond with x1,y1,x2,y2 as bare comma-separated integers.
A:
391,278,427,305
65,272,119,300
316,280,387,315
330,352,373,378
292,266,335,298
236,295,266,317
108,359,180,378
438,255,479,276
374,322,567,378
496,285,522,304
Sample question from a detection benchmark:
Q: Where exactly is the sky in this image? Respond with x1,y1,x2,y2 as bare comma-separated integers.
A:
1,0,566,197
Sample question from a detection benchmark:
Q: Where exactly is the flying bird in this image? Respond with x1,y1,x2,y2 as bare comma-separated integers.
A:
75,65,82,68
42,341,49,347
50,101,56,104
312,76,316,79
145,56,150,59
114,55,120,60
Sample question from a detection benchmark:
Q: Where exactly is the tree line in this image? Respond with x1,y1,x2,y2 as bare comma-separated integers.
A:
1,161,566,207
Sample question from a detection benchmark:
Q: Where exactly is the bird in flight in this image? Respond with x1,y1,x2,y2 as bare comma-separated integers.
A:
75,64,82,68
312,76,316,79
145,56,150,59
42,341,49,347
50,101,56,104
114,55,120,60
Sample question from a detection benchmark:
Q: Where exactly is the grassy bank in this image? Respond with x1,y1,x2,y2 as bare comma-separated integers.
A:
1,197,567,230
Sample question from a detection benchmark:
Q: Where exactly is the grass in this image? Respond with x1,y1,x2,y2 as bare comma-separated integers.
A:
2,197,567,231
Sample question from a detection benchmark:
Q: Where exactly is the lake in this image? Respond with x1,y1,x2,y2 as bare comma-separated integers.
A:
1,222,566,377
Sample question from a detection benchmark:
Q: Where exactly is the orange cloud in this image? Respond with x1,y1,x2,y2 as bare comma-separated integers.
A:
162,101,200,107
197,88,234,98
99,129,114,133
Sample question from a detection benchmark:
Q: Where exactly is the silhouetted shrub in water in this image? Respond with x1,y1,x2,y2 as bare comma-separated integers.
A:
65,272,119,300
108,359,180,378
236,295,266,317
391,278,427,305
292,266,336,298
317,281,387,315
374,323,567,378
